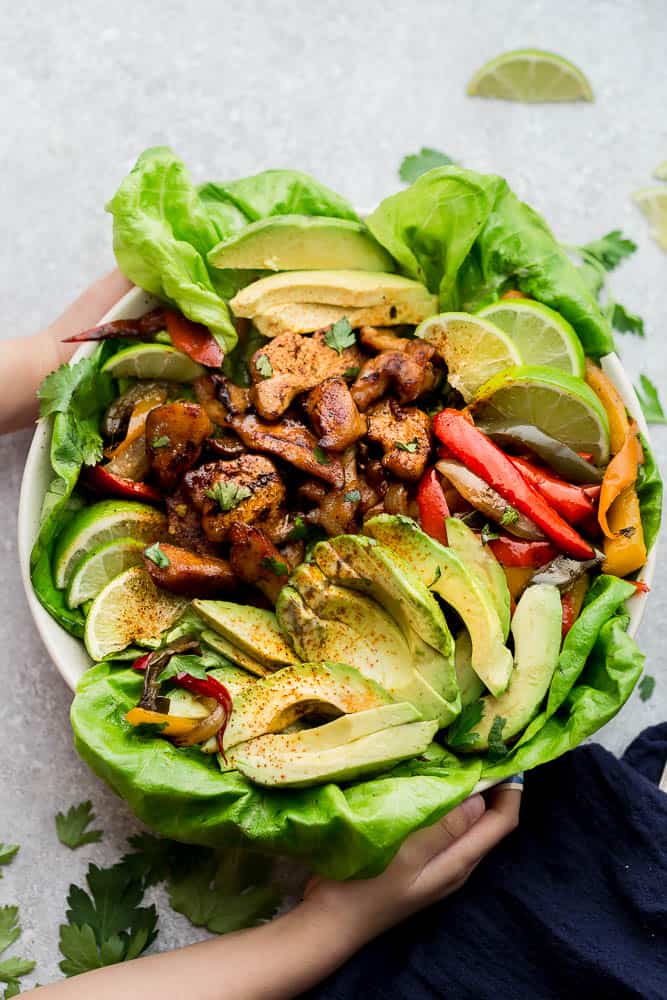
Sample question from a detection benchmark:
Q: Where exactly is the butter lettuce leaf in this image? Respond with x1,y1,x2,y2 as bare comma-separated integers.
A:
636,434,662,551
203,170,359,223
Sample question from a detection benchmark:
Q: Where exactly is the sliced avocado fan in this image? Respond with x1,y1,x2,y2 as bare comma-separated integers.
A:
445,518,511,641
192,600,298,669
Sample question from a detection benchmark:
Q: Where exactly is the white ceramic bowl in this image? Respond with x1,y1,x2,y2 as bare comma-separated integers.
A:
18,287,656,693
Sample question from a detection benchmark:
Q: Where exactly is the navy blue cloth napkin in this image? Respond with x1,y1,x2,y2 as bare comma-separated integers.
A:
307,724,667,1000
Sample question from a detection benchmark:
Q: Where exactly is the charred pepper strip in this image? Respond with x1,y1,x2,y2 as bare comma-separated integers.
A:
509,456,597,526
62,307,167,342
165,311,224,368
80,464,163,504
416,468,450,544
479,423,603,484
432,410,595,560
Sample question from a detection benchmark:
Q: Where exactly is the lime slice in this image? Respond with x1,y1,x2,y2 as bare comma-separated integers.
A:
66,537,146,608
102,344,205,381
54,500,166,589
467,49,593,103
84,565,187,661
632,186,667,251
477,300,585,377
653,161,667,181
416,312,521,402
473,365,610,466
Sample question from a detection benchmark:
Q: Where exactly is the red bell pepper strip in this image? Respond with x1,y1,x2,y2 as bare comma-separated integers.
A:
487,536,557,568
432,410,595,560
560,589,577,638
508,456,597,526
630,580,650,595
165,311,224,368
416,468,450,544
63,308,166,342
80,464,163,504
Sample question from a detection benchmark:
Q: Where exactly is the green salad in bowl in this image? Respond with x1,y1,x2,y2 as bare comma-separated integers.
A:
20,148,661,879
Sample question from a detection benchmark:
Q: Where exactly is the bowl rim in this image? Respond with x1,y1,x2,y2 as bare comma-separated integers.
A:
18,286,657,695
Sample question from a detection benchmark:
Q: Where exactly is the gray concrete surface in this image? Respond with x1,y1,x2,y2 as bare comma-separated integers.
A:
0,0,665,987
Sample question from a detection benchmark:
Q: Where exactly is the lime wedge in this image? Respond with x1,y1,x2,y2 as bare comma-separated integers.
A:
477,299,585,377
467,49,593,103
84,565,187,661
102,344,205,381
472,365,610,466
416,312,521,402
653,161,667,181
54,500,166,589
633,186,667,251
66,537,146,608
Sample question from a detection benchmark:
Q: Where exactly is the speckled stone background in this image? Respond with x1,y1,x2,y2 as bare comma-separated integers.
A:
1,0,665,987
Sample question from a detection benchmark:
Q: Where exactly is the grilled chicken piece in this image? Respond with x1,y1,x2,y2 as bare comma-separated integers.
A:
350,341,439,412
230,413,344,488
366,399,431,481
298,479,328,505
305,446,361,537
145,402,213,492
212,374,251,416
193,375,230,426
165,491,219,556
359,326,410,353
204,431,245,459
304,378,367,452
229,523,290,604
183,456,286,544
249,331,364,420
143,542,235,597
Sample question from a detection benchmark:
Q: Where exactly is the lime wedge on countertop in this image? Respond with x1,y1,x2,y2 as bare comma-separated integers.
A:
84,565,187,661
653,161,667,181
467,49,593,103
416,313,521,402
102,344,205,381
66,537,146,608
472,365,610,466
54,500,166,589
477,299,585,377
632,186,667,251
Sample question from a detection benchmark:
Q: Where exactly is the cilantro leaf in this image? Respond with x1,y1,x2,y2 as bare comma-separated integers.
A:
324,318,356,354
205,481,252,511
635,375,667,424
446,700,484,749
56,801,103,850
261,556,289,577
580,230,637,271
287,515,308,542
500,506,519,527
399,147,455,183
344,489,361,503
255,354,273,379
120,834,177,888
151,435,170,449
481,523,500,544
394,438,419,453
313,445,331,465
0,906,35,992
0,846,18,879
487,716,509,761
38,356,108,419
611,302,644,337
144,542,170,568
638,674,655,702
343,366,360,380
157,654,209,684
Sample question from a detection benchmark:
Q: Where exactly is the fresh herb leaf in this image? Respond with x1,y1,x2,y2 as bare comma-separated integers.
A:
0,905,35,992
120,834,176,888
0,909,20,957
314,446,331,465
261,556,289,577
487,715,509,760
0,846,18,879
56,801,103,850
205,481,252,511
428,566,442,587
500,506,519,527
151,435,170,449
611,303,644,337
481,523,500,544
399,148,455,183
343,366,360,379
38,356,112,420
144,542,170,568
344,489,361,503
635,375,667,424
446,699,484,749
638,674,655,702
287,516,308,542
255,354,273,379
394,438,419,453
580,230,637,271
324,318,356,354
157,654,209,684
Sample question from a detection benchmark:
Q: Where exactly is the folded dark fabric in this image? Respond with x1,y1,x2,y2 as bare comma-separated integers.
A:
307,724,667,1000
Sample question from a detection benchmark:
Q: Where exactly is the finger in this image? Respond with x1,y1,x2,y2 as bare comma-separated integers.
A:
402,794,486,867
48,269,133,342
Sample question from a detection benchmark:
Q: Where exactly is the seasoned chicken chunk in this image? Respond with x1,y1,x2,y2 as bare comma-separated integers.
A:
193,374,250,426
366,399,431,481
143,543,235,597
304,377,367,452
230,414,344,488
305,445,362,537
250,330,363,420
166,491,219,556
229,523,290,604
350,341,439,412
359,326,410,353
145,402,213,492
183,456,286,544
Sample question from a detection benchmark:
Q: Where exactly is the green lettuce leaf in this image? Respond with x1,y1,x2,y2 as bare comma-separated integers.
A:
636,434,662,552
366,166,614,356
202,170,359,223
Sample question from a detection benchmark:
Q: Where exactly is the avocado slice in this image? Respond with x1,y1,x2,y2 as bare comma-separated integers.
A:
232,719,438,788
453,630,485,707
312,536,458,710
276,564,456,725
208,215,395,273
253,301,421,337
192,600,297,669
200,629,272,677
448,584,562,752
445,518,511,640
364,515,513,697
223,661,392,750
229,270,438,321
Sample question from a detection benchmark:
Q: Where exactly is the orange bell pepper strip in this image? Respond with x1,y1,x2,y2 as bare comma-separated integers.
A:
584,359,629,456
125,707,200,737
602,487,647,577
598,429,644,539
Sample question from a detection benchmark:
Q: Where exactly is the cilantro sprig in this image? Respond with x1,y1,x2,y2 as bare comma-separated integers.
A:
205,481,252,511
395,438,419,453
56,801,103,850
635,375,667,424
324,318,356,354
399,147,455,183
572,230,644,337
255,354,273,379
261,556,289,577
0,903,35,997
144,542,170,568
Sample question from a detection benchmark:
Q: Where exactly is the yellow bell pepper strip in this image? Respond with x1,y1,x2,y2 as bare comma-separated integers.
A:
602,487,647,577
584,359,629,456
598,429,643,539
125,707,200,737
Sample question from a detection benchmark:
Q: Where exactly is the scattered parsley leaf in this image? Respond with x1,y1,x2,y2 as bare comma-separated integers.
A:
638,674,655,702
255,354,273,379
156,654,209,684
205,481,252,511
343,366,360,379
611,302,644,337
0,905,35,992
261,556,289,577
151,435,170,449
580,230,637,271
0,846,18,879
324,318,356,354
38,356,112,419
144,542,170,568
399,147,455,183
500,506,519,527
344,489,361,503
0,909,20,956
394,438,419,453
56,801,103,850
287,515,308,542
446,700,484,749
481,523,500,544
635,375,667,424
314,446,331,465
487,715,509,760
120,834,176,888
